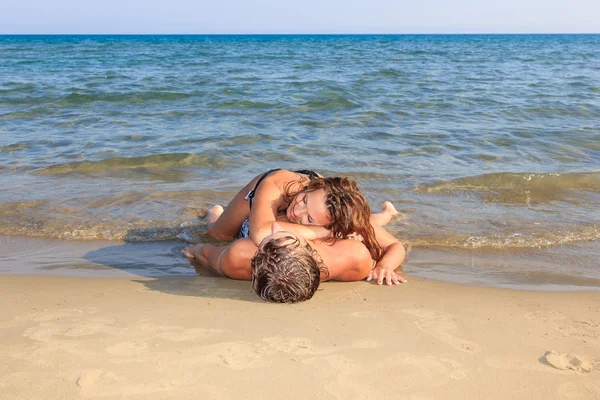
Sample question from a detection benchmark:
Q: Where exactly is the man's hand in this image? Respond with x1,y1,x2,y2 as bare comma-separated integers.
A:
183,243,212,274
367,266,407,286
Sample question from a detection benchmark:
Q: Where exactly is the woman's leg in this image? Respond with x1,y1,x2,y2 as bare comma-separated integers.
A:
204,205,224,224
370,201,398,227
206,172,266,240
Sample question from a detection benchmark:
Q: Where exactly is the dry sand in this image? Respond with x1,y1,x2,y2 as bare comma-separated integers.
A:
1,274,599,400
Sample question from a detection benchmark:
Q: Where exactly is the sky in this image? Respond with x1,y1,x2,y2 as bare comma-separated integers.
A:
2,0,599,34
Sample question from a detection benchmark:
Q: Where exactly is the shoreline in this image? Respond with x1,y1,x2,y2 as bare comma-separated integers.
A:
1,234,599,292
1,274,598,399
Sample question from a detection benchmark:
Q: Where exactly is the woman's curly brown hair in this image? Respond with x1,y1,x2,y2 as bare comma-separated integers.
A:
285,176,383,262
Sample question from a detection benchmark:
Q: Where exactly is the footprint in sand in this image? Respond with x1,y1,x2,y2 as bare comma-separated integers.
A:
542,350,597,373
402,309,482,354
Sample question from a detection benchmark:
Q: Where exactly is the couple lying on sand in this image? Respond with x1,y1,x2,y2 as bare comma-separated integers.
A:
183,169,406,303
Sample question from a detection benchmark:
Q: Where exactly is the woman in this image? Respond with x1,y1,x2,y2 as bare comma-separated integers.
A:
204,168,383,261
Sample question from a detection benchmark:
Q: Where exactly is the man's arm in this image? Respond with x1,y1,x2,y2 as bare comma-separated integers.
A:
192,239,257,280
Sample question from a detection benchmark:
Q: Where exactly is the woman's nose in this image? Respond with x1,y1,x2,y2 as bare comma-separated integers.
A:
295,203,306,217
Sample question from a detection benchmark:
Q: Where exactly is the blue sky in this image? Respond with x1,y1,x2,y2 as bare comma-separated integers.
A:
2,0,599,34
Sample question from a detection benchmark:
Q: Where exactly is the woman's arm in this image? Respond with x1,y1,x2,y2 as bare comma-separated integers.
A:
367,223,407,285
247,179,283,245
269,221,330,240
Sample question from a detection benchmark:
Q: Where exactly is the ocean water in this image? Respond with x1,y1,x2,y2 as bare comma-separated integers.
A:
1,35,599,288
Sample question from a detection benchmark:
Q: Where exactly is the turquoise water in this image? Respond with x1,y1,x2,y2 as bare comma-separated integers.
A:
1,35,599,286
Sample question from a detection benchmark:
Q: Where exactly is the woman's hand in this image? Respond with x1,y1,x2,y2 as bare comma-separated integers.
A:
367,266,407,285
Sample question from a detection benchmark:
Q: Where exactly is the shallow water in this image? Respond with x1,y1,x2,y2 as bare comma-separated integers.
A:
1,35,599,288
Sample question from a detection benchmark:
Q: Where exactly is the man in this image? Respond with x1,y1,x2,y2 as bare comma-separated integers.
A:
184,222,406,303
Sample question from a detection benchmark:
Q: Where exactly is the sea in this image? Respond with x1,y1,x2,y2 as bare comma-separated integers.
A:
1,34,599,290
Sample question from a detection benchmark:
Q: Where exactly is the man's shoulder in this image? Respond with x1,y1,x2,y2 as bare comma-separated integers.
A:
315,240,372,282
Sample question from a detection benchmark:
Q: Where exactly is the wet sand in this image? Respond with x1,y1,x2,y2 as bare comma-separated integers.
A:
2,234,600,290
1,273,599,399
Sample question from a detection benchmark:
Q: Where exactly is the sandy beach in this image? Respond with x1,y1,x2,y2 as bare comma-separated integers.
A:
1,273,599,400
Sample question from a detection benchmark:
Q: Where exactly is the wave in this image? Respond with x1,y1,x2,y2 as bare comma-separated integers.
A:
0,217,208,242
60,91,194,104
37,153,230,175
369,68,410,78
2,218,597,249
1,90,196,106
1,197,598,249
217,100,275,109
0,143,29,153
404,226,600,249
416,172,600,204
300,93,360,110
1,108,57,120
0,195,217,242
419,172,600,192
0,82,38,94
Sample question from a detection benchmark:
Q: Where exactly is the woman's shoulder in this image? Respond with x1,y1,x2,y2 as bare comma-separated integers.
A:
263,169,310,187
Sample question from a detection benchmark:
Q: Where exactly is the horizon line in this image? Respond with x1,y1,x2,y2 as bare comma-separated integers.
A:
1,32,599,36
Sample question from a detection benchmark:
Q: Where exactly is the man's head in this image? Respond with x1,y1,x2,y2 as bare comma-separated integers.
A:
251,223,325,303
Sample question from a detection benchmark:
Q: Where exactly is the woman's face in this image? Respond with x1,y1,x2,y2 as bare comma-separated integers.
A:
286,189,331,226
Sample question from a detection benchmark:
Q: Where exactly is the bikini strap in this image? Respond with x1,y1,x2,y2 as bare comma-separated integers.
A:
245,169,282,208
245,169,319,209
294,169,320,180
